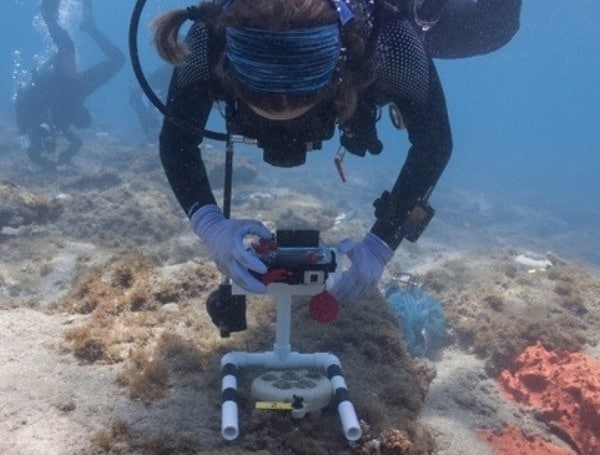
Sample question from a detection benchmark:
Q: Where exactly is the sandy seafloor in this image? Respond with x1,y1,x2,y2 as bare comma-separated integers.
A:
1,123,600,455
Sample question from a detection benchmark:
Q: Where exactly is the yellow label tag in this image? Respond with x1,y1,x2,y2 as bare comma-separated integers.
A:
255,401,293,410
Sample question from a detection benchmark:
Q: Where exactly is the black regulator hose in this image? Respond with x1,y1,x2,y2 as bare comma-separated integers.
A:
128,0,227,141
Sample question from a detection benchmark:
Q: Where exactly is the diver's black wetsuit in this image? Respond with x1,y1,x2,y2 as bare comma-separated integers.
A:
159,3,452,251
158,0,522,250
14,0,125,169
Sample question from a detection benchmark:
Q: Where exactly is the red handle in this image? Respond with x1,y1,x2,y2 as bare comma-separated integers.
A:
309,291,340,323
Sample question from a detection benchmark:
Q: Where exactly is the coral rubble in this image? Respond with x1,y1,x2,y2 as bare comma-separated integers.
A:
0,180,63,229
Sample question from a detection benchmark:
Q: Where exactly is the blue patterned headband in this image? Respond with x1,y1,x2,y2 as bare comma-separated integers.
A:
223,0,355,94
226,25,341,94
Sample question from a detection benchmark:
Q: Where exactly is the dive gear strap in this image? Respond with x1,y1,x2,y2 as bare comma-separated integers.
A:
370,190,435,249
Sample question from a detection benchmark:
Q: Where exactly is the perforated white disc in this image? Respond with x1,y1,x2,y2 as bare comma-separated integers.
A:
251,369,333,418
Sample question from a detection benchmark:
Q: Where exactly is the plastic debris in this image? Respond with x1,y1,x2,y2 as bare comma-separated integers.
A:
386,284,446,358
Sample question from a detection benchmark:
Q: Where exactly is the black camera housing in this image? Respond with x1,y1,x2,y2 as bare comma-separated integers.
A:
251,229,337,286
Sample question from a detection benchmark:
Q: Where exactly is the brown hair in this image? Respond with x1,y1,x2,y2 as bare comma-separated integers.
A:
153,3,220,63
153,0,373,121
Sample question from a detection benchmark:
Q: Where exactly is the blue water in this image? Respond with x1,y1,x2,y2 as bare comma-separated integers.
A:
2,1,600,263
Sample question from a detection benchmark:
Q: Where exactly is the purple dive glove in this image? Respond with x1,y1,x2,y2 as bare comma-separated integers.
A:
330,232,393,303
190,204,272,293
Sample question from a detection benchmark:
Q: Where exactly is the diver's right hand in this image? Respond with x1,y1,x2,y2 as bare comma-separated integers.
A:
190,204,272,293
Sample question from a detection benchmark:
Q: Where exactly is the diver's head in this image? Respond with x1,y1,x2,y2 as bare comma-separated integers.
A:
153,0,374,122
219,0,371,121
220,0,343,120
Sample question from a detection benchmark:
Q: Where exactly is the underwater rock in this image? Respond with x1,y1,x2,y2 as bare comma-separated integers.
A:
0,180,63,229
58,171,122,192
386,286,446,358
498,343,600,455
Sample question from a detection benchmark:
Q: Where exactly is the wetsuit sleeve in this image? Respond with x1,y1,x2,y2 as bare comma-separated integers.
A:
425,0,522,58
371,18,452,250
159,23,217,218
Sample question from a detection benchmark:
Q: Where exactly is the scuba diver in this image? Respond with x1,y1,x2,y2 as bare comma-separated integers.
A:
14,0,125,170
145,0,521,321
154,0,450,307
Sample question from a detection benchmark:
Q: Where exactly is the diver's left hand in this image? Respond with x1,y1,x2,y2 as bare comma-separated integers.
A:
330,232,393,303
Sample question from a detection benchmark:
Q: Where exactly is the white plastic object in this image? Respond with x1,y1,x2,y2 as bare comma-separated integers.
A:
251,369,333,418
